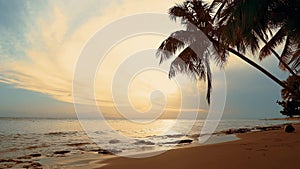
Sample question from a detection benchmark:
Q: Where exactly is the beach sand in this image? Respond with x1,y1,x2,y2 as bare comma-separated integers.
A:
5,123,299,168
99,124,300,169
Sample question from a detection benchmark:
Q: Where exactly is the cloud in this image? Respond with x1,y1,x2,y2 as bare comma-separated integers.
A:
1,0,287,120
1,0,205,116
1,6,73,102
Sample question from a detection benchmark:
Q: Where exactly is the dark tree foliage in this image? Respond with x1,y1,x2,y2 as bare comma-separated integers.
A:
277,75,300,117
277,100,300,117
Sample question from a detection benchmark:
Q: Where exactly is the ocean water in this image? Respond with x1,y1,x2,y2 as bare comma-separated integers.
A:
0,118,296,159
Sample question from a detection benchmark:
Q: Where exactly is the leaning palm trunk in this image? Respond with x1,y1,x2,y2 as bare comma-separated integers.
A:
207,36,289,90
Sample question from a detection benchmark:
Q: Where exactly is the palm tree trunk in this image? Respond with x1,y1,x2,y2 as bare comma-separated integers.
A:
228,48,288,89
208,37,289,90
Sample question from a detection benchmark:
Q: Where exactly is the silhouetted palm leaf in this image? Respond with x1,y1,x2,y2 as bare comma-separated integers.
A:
289,47,300,72
157,30,197,63
259,27,286,60
168,42,212,103
281,36,294,67
218,0,272,55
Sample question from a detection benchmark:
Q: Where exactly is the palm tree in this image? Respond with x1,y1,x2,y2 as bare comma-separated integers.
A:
216,0,300,101
215,0,300,100
156,0,299,103
260,0,300,74
157,1,214,103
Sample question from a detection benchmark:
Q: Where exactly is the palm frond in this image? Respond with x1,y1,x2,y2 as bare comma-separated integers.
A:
246,31,260,54
168,43,212,103
289,48,300,64
169,46,199,79
169,4,187,21
168,41,210,79
169,0,213,33
211,38,228,67
217,0,275,56
209,0,224,10
280,35,294,69
156,30,198,64
259,27,286,60
210,0,228,22
157,37,184,64
169,3,197,28
289,47,300,71
291,57,300,72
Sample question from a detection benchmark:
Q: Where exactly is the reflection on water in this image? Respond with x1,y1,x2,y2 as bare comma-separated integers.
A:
107,119,177,138
0,117,297,160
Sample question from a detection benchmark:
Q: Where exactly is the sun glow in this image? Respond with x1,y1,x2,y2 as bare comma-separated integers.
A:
128,70,180,113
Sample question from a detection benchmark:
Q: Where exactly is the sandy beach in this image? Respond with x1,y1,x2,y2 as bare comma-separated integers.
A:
2,119,299,169
99,124,300,169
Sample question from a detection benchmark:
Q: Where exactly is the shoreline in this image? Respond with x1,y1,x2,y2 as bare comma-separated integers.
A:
92,122,299,159
262,117,300,121
99,123,300,169
1,121,299,168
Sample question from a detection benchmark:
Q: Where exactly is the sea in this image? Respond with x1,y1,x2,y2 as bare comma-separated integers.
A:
0,117,298,160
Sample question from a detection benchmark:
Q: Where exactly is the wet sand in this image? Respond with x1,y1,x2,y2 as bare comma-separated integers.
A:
99,124,300,169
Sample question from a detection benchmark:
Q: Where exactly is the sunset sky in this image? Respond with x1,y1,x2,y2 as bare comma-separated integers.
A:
0,0,289,119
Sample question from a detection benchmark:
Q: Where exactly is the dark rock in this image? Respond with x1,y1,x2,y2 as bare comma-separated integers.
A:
54,150,70,154
14,160,24,164
91,148,110,154
23,162,42,169
285,124,295,133
23,164,30,169
178,139,193,144
225,129,234,134
66,142,89,146
46,131,77,135
256,125,281,131
29,153,41,157
163,139,193,145
17,156,32,159
31,162,42,167
0,159,15,163
98,149,113,155
236,128,251,133
97,149,122,155
0,159,7,163
90,148,102,152
225,128,251,134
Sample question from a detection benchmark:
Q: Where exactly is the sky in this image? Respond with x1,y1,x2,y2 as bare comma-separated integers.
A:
0,0,290,119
